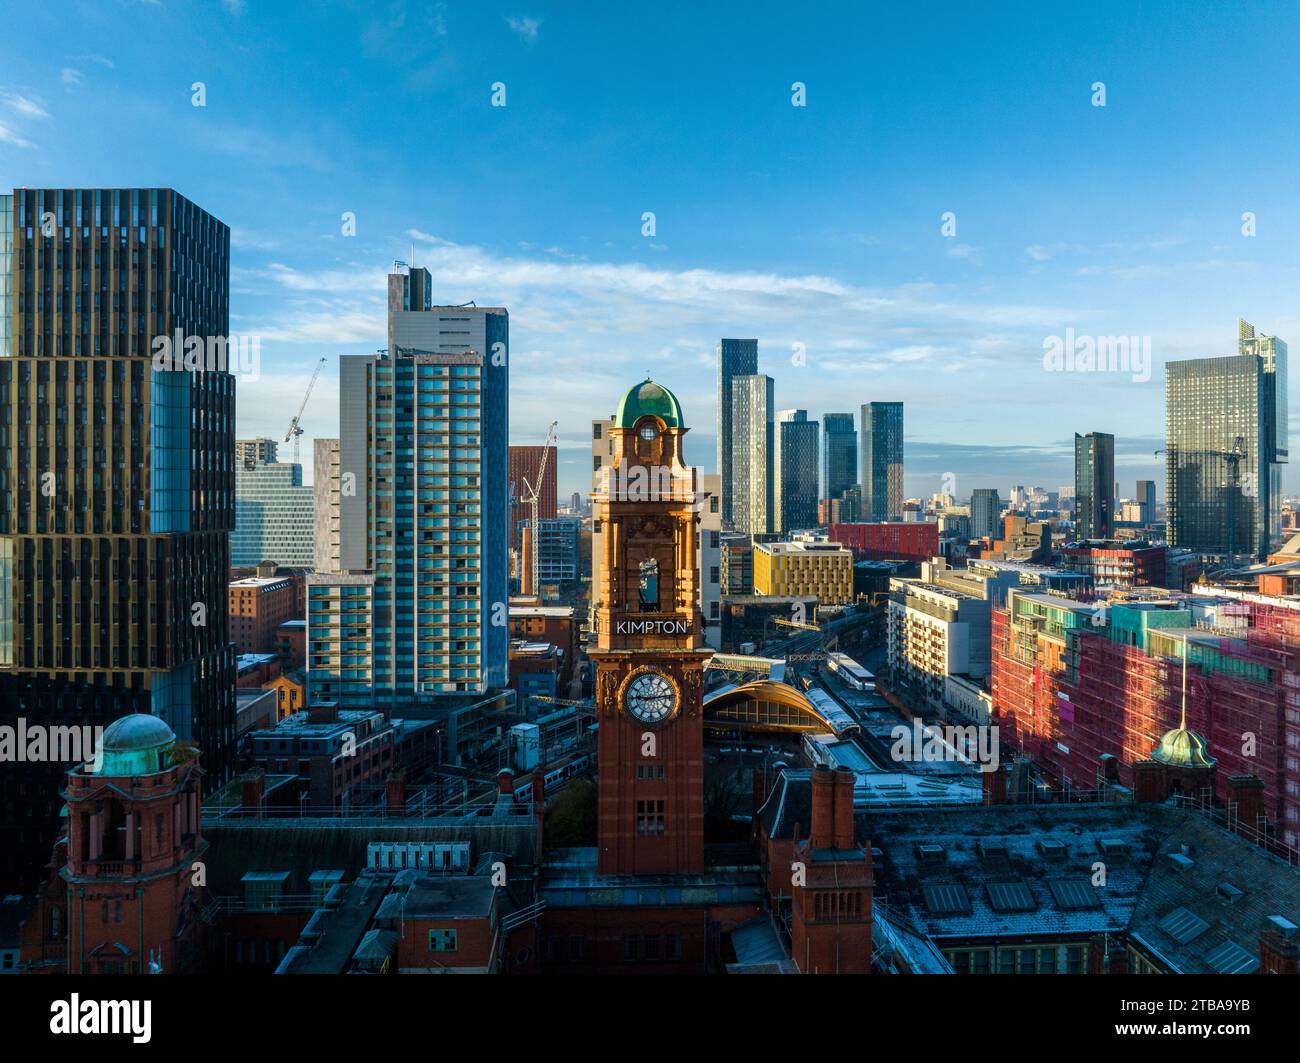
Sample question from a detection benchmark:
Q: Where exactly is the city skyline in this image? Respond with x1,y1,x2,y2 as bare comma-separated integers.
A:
3,3,1299,500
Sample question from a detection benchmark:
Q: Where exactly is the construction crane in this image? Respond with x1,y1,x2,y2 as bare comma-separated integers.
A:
284,357,327,464
1156,435,1248,560
520,421,558,594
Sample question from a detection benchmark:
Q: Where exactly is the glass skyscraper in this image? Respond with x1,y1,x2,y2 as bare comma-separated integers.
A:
730,373,774,535
233,457,315,566
307,266,508,710
971,488,1001,541
859,401,904,522
774,409,819,533
716,338,758,527
822,411,857,507
1166,350,1279,559
1073,432,1115,540
0,188,234,892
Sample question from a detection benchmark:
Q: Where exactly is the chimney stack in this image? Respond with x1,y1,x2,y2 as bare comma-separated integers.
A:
1260,915,1300,974
386,770,407,817
832,766,855,849
241,769,266,819
1226,776,1265,840
497,768,516,797
1131,760,1166,804
810,766,835,849
983,763,1007,805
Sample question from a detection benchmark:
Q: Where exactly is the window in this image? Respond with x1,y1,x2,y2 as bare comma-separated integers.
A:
644,935,661,960
568,935,584,962
638,558,658,610
636,799,665,834
1066,946,1084,975
429,929,458,952
622,935,638,961
666,934,682,961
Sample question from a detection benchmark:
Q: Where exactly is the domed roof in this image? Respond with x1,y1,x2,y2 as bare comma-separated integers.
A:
614,378,684,429
1151,725,1216,770
102,714,176,751
92,714,177,776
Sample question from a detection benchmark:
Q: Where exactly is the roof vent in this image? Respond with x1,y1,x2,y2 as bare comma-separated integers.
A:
1266,915,1299,940
1098,838,1128,858
1167,852,1194,872
978,840,1009,861
915,843,947,866
1217,882,1244,905
1037,839,1067,860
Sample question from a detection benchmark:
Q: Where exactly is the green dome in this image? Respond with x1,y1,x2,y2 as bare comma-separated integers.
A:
1152,726,1215,770
93,714,177,776
614,378,684,429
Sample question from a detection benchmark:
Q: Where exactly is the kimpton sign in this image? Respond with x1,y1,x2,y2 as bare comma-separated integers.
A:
614,617,691,636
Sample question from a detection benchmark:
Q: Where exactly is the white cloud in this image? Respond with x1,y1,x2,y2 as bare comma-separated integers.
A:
61,68,83,86
505,16,541,42
0,92,50,119
0,120,33,148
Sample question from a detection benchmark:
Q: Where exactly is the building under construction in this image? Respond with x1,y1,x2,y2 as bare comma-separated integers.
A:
991,588,1300,851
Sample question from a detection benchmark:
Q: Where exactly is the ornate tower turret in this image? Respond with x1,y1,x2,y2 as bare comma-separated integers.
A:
591,379,712,875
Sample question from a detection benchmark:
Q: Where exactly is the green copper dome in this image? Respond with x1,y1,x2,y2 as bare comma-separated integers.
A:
93,714,177,776
614,378,684,429
1152,725,1216,771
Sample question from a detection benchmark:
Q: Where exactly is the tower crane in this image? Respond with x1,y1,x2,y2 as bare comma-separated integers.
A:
521,421,558,594
1156,435,1249,561
284,357,327,464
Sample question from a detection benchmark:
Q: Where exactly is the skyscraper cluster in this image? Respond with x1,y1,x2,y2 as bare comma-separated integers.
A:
715,339,905,536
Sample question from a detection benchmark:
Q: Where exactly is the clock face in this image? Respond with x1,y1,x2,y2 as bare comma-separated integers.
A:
624,670,677,726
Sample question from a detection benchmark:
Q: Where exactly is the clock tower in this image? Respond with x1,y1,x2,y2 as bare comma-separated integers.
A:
591,379,712,876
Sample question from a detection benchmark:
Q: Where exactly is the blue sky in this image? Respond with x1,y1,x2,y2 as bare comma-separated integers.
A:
2,0,1298,501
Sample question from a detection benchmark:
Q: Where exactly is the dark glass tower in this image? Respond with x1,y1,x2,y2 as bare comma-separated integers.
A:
822,412,857,507
1074,432,1115,540
775,410,819,533
0,188,234,892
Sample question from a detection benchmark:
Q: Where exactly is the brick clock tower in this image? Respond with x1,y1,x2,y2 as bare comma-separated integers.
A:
591,379,712,876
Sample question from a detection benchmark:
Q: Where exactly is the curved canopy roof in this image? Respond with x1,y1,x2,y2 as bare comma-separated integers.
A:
703,680,857,736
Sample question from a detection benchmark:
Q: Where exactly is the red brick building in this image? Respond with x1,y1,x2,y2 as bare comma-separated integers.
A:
829,521,938,562
22,715,207,974
1058,540,1166,587
509,445,557,546
229,576,297,655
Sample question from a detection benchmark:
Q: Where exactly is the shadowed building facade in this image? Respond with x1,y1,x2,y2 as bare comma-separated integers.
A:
0,188,235,893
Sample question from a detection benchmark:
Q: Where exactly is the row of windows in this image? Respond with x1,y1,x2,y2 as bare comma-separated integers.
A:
943,945,1085,975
